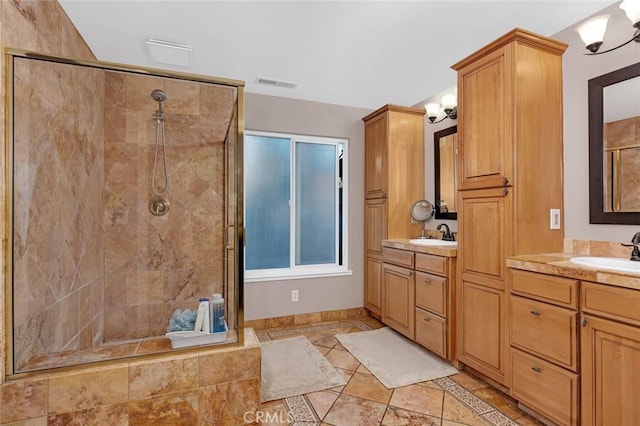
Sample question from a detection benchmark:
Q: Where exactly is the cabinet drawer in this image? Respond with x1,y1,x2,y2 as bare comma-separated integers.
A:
415,253,447,275
382,247,414,269
415,308,446,358
511,269,578,308
582,281,640,326
511,349,579,426
415,272,446,316
511,295,578,370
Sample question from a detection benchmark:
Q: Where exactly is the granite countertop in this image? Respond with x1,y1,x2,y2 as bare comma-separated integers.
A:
507,253,640,291
383,239,457,257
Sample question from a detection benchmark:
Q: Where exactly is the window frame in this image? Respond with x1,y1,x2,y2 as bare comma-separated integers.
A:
244,130,351,282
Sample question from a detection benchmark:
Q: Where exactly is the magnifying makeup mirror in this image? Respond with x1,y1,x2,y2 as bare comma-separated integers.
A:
411,199,435,238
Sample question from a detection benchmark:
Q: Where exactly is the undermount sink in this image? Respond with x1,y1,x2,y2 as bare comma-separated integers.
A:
570,257,640,274
408,239,457,247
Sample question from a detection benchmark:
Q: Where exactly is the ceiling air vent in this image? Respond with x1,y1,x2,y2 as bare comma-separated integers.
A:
256,77,298,89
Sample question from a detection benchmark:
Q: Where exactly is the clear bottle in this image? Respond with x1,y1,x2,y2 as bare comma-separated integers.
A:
210,293,226,333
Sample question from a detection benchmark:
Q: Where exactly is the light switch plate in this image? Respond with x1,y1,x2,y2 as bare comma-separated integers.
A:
550,209,561,229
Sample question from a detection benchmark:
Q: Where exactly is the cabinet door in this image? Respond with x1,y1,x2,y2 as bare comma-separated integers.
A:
457,47,512,190
581,315,640,426
365,198,387,258
458,280,506,384
382,262,415,339
365,257,383,315
364,112,387,199
458,187,508,284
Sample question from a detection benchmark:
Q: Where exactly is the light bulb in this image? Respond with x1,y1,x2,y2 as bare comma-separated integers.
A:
620,0,640,27
576,15,610,52
440,94,457,109
425,103,441,118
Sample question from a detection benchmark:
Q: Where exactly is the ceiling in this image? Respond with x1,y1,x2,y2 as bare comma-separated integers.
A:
59,1,614,110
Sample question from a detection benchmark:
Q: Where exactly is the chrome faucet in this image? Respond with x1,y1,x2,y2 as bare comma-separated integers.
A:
621,232,640,261
436,223,455,241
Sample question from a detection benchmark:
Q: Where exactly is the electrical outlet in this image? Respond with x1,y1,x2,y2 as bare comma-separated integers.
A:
550,209,561,230
291,290,299,302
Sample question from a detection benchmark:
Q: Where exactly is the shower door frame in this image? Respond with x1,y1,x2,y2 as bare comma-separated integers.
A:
3,49,245,379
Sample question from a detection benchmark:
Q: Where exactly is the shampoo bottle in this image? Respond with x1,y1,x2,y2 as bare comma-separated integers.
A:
195,298,210,333
211,293,226,333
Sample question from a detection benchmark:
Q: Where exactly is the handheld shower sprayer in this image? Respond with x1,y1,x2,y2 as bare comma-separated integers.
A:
150,89,169,202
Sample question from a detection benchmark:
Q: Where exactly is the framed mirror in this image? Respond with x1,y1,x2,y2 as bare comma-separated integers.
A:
434,125,457,220
588,62,640,224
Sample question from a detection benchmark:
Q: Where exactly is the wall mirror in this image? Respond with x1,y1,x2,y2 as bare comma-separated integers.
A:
588,61,640,224
434,125,457,220
6,51,243,375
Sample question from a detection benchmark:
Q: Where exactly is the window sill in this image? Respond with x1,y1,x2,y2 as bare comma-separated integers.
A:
244,268,353,283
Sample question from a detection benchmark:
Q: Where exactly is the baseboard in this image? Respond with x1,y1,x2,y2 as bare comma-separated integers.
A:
245,307,368,330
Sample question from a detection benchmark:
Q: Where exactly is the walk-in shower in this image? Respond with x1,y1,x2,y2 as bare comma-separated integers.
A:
150,88,170,216
6,52,244,375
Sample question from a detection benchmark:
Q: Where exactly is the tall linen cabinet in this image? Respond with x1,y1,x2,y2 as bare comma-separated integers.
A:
362,105,425,316
451,29,567,386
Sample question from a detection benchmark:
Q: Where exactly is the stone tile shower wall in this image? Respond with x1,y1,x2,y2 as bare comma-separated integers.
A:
103,72,237,340
604,116,640,211
12,58,106,370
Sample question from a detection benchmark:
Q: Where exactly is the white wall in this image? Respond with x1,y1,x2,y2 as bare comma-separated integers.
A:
552,2,640,242
244,93,371,320
416,88,459,232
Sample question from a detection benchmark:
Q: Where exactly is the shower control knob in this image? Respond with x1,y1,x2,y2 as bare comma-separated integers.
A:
149,198,170,216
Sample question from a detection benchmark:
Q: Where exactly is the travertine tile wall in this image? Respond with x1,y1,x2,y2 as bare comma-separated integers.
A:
102,72,237,340
0,329,261,425
12,57,106,370
604,116,640,212
0,0,96,381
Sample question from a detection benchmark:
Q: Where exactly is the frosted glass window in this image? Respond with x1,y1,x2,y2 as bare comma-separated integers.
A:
245,135,290,270
244,131,348,277
295,142,336,265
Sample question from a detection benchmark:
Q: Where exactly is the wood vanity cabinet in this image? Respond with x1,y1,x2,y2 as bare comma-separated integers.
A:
509,269,579,426
382,247,415,339
415,252,456,360
382,244,457,359
363,105,425,316
451,29,566,386
581,281,640,426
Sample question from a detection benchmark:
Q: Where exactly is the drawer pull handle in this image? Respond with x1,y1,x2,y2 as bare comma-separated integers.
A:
423,317,431,322
423,279,431,284
531,366,542,373
530,310,541,316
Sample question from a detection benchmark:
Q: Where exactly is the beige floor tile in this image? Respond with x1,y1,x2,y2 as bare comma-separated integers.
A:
325,348,360,371
334,342,347,351
315,345,332,356
473,386,525,420
355,364,372,375
449,372,488,391
441,393,491,426
259,400,290,425
306,332,339,348
382,406,442,425
324,394,387,425
342,372,392,404
419,380,443,390
515,415,546,425
389,384,445,417
305,389,340,419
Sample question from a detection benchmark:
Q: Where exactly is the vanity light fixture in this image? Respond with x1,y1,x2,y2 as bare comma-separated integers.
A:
576,0,640,55
425,93,457,124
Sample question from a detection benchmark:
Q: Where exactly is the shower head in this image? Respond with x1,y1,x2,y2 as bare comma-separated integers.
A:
151,89,167,102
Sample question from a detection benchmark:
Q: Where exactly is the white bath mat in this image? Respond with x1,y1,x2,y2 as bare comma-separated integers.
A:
336,327,458,388
260,335,346,402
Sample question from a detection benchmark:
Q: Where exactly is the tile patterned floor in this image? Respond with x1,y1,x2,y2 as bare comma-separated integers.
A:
256,318,544,426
